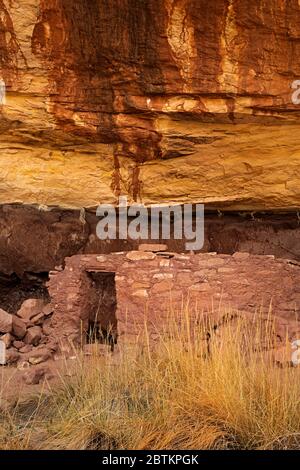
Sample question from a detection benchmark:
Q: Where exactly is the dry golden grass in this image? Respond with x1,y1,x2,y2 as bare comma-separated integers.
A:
1,310,300,450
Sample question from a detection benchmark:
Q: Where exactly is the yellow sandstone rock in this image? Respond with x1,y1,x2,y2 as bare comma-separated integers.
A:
0,0,300,210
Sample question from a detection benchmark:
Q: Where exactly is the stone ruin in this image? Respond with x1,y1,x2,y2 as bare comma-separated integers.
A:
48,247,300,351
0,245,300,367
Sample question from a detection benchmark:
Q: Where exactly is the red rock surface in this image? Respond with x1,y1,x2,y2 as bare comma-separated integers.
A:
0,1,300,209
48,251,300,349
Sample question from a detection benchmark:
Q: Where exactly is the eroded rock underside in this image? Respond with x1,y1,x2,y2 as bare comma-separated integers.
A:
0,1,300,280
1,0,300,208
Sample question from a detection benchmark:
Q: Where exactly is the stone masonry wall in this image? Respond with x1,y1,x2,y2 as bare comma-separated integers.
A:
47,251,300,350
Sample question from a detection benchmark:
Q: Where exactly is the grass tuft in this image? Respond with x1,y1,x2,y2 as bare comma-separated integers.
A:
1,310,300,450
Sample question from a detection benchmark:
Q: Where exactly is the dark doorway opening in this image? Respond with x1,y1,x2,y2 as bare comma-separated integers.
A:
86,272,117,350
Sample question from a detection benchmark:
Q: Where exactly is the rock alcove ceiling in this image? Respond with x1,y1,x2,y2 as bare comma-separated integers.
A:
0,1,300,276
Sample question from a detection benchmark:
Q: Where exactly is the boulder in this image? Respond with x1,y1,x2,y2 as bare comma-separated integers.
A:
17,361,30,371
22,366,53,385
12,316,27,339
42,318,53,336
17,299,45,321
30,313,45,325
6,349,20,365
26,347,52,365
24,326,42,346
19,345,32,354
13,340,25,350
42,304,54,316
0,308,12,334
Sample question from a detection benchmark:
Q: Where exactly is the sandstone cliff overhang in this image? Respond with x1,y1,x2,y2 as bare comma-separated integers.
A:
0,1,300,210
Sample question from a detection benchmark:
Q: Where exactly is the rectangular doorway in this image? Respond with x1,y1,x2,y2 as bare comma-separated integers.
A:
86,272,117,349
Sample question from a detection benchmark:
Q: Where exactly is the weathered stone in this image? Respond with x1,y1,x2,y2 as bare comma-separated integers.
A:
6,349,20,365
23,366,53,385
1,2,300,213
31,313,45,325
152,280,174,293
24,326,42,346
0,309,12,334
42,318,53,336
48,252,300,350
153,273,173,280
22,344,53,365
42,304,54,316
19,345,33,354
189,283,211,292
198,258,225,268
131,282,151,290
138,244,168,253
17,361,30,371
126,251,156,261
132,289,149,298
12,316,27,340
28,348,52,365
218,268,236,274
160,259,170,267
233,252,251,260
96,256,107,263
13,340,25,350
177,272,193,285
17,299,46,321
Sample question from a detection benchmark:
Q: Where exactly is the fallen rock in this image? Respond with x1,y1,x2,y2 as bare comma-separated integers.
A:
24,326,42,346
19,345,32,354
6,349,20,365
12,316,27,339
42,304,54,316
30,313,45,325
17,299,45,321
0,333,12,348
17,361,30,370
0,308,12,334
42,318,52,336
45,339,58,352
22,366,53,385
13,340,25,350
26,347,52,365
39,336,48,345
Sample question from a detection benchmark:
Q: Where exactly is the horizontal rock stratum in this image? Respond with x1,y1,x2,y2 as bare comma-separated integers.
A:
1,0,300,210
